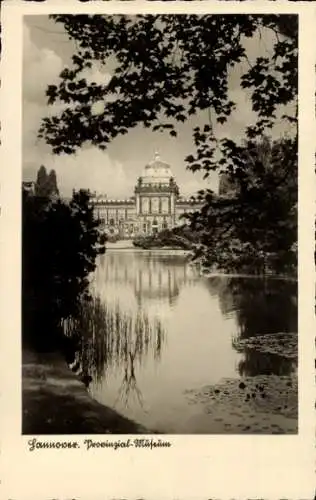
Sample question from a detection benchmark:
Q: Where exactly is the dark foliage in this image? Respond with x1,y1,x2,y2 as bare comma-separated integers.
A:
39,14,297,156
35,165,59,198
22,188,106,352
132,224,201,250
186,136,297,274
38,14,297,275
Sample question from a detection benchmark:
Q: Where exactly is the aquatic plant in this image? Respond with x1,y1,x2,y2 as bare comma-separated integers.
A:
64,296,165,392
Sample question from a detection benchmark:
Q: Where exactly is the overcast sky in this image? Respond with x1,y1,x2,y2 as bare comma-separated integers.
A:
23,15,295,198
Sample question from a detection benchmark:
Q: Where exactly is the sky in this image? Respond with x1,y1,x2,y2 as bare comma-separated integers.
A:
22,15,296,198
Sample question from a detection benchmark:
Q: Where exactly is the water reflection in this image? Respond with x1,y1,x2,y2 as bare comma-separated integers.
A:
94,251,198,308
73,251,297,432
205,276,297,377
237,348,296,377
69,297,165,410
206,276,297,337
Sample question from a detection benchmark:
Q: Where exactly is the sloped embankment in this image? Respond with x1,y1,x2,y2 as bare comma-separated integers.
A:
22,349,150,434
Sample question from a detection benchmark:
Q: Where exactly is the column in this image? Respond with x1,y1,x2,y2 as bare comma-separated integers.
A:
170,194,175,214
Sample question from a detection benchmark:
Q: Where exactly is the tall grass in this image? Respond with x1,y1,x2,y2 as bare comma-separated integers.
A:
63,296,165,385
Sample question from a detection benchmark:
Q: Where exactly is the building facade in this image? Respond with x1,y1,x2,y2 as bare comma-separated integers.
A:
91,153,202,239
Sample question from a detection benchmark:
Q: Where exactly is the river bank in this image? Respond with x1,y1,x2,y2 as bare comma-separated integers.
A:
106,241,296,279
22,250,297,434
22,349,151,434
106,239,191,254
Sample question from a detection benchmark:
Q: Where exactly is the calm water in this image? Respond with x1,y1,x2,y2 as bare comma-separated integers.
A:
81,250,297,433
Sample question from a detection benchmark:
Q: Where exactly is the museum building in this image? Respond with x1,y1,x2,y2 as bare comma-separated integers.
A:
91,153,203,239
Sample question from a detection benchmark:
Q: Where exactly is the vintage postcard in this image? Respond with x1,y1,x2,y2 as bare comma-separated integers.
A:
1,1,315,498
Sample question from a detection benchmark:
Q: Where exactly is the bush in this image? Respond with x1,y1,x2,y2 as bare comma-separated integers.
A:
106,233,120,243
132,227,194,250
22,189,106,352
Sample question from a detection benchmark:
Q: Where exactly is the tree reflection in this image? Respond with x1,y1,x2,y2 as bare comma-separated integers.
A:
115,348,146,410
206,276,297,337
64,297,165,408
237,348,296,377
205,276,297,376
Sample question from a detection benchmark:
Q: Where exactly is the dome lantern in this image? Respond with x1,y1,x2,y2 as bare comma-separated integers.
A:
142,152,173,185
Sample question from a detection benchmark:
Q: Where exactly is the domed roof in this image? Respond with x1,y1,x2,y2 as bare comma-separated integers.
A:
142,153,173,184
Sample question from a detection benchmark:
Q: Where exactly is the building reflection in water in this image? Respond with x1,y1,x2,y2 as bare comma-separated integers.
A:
134,262,180,306
75,252,298,421
81,251,200,410
204,276,298,377
94,251,199,308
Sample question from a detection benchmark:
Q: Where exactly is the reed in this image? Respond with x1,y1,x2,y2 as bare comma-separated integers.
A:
64,295,165,384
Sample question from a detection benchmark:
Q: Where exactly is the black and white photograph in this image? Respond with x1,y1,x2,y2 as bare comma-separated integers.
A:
21,11,299,436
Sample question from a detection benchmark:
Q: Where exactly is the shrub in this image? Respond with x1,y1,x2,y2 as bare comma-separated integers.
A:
22,189,106,352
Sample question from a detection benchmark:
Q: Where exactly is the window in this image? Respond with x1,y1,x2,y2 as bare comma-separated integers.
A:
152,197,159,213
109,218,115,226
142,197,149,214
161,197,169,213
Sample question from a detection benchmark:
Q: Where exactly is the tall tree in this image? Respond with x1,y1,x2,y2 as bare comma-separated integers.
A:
187,136,297,273
40,15,297,156
38,14,297,273
22,188,106,351
47,169,59,197
35,165,59,198
35,165,48,197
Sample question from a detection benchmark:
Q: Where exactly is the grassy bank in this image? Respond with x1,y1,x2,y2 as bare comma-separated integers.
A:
23,295,165,434
22,349,151,434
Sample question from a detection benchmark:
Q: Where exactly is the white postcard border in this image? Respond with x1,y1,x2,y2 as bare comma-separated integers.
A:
1,2,315,499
